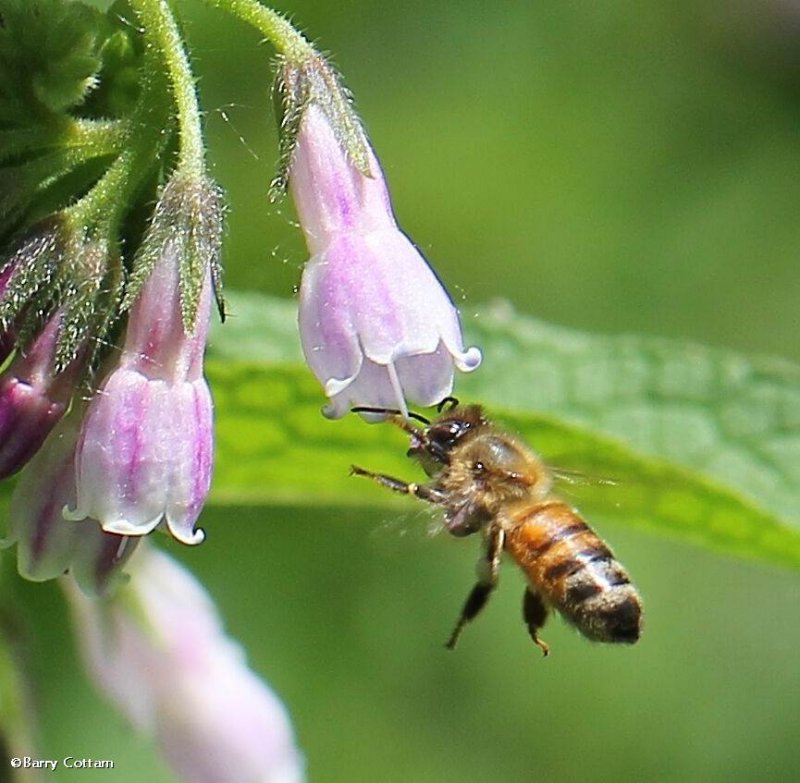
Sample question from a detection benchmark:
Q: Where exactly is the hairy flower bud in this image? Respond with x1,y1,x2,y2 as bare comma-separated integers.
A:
0,309,85,479
64,546,304,783
0,216,119,478
287,101,481,418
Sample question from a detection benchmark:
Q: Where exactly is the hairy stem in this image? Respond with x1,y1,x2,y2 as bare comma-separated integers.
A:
197,0,316,62
129,0,205,175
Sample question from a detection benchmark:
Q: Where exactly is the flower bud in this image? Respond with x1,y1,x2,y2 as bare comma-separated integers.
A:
0,309,84,479
288,101,481,418
64,546,304,783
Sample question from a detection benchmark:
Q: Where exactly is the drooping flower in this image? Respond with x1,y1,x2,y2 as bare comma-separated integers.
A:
64,546,304,783
278,58,481,419
65,173,221,545
3,408,139,596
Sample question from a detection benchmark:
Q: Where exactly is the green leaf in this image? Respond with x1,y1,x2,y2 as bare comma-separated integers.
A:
1,292,797,571
0,0,104,120
207,292,800,570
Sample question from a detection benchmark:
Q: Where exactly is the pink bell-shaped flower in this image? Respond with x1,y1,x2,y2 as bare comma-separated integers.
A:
289,103,481,419
65,233,214,545
64,546,304,783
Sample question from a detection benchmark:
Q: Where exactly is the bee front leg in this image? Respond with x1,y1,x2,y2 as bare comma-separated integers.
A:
350,465,446,505
522,589,550,657
446,523,505,649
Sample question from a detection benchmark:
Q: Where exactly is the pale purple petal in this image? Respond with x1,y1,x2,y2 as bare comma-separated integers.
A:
67,368,211,545
290,105,395,252
394,344,458,407
64,547,304,783
6,411,141,595
163,378,214,544
0,376,67,479
70,528,141,598
323,359,406,419
125,240,211,382
6,416,81,581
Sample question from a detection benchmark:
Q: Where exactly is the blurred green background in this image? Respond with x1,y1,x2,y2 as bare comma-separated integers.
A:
28,1,800,781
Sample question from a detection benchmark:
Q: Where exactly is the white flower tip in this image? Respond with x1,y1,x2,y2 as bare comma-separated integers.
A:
323,376,354,398
166,520,206,546
454,345,482,373
62,503,86,522
100,516,161,538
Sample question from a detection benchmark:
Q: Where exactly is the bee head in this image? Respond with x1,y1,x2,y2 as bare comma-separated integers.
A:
350,399,488,475
408,403,488,473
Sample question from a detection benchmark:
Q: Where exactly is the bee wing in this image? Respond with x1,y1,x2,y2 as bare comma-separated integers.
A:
550,467,619,488
367,505,447,547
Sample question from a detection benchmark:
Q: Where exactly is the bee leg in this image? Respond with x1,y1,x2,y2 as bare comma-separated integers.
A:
522,589,550,657
446,524,505,649
350,465,446,505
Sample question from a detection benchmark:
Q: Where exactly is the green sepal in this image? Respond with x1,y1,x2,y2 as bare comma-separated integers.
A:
0,215,122,372
53,235,120,372
0,215,67,331
123,172,225,333
271,53,371,199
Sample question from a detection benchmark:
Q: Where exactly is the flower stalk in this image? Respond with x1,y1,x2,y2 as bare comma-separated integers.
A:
198,0,316,63
128,0,205,176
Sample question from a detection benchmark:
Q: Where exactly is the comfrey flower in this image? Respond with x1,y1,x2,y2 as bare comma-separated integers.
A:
3,409,139,597
64,546,304,783
65,174,222,545
277,58,481,419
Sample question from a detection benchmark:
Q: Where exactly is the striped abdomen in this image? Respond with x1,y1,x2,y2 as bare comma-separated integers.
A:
503,500,642,644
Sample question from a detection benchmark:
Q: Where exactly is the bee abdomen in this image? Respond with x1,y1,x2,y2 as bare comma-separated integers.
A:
504,500,642,644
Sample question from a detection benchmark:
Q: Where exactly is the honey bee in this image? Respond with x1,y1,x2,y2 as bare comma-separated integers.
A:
351,399,642,655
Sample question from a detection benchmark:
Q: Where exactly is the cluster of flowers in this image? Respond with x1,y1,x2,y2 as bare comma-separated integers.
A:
0,54,481,599
0,8,479,781
0,173,220,594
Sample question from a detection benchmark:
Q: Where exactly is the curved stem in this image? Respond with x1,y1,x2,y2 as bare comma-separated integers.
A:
197,0,316,62
0,118,127,166
129,0,205,176
66,63,170,238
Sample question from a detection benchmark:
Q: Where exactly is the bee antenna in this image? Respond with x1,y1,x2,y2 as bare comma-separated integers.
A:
437,396,459,413
351,406,430,425
351,405,400,416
